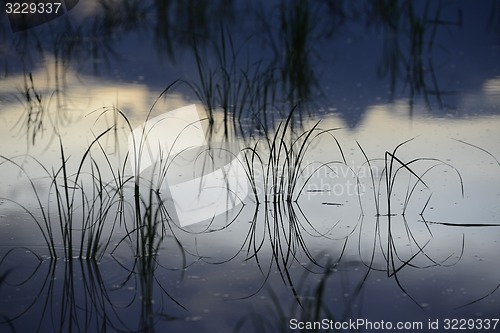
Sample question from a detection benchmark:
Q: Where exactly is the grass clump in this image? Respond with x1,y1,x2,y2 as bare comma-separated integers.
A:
0,128,127,260
241,106,346,205
356,137,463,217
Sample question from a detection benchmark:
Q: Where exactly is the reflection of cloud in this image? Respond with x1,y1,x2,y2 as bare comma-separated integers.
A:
458,76,500,114
0,57,149,114
483,76,500,95
0,56,188,118
0,57,190,162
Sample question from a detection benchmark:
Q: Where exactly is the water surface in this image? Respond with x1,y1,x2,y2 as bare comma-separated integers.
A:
1,1,499,332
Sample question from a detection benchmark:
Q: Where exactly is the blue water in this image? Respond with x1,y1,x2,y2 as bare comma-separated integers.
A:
1,1,499,332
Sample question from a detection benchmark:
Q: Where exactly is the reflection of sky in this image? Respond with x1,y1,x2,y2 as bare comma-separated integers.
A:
1,1,500,331
1,0,499,127
1,32,499,251
1,66,499,291
484,77,500,95
0,57,190,160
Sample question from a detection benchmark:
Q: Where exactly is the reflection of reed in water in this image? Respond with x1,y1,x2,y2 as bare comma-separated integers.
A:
368,0,462,113
1,83,498,331
0,248,184,332
14,72,46,146
234,258,367,333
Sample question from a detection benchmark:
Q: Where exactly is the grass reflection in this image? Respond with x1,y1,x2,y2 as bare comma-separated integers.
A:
0,87,475,303
0,109,497,330
0,248,184,332
14,72,46,146
3,0,475,140
235,258,366,333
0,1,498,332
356,137,463,217
367,0,462,112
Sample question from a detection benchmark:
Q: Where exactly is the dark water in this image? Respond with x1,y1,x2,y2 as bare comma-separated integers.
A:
1,1,500,332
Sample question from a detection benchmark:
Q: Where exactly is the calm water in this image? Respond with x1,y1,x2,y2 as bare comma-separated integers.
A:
1,1,499,332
